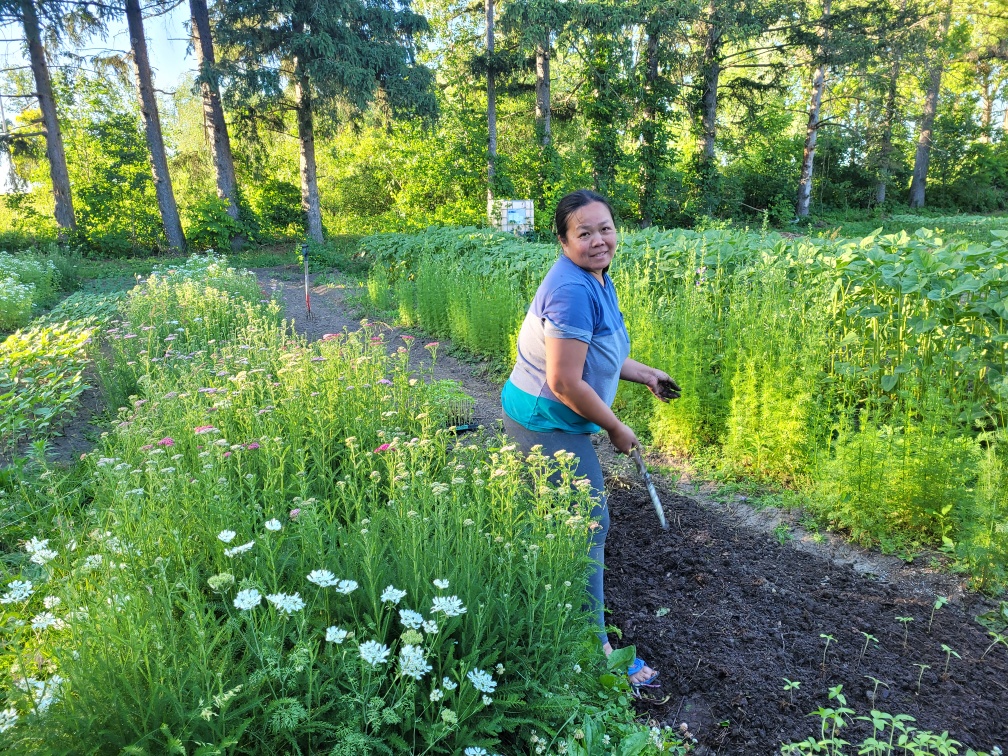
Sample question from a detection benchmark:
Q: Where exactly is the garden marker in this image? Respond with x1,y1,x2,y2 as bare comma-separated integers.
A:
302,242,314,321
631,447,668,530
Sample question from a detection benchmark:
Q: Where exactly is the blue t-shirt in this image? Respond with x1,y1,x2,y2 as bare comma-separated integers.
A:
502,254,630,434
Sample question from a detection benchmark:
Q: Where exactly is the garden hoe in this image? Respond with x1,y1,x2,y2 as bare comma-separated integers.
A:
302,242,314,321
630,447,668,530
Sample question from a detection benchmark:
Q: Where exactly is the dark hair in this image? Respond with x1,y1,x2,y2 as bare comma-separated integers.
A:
553,190,614,241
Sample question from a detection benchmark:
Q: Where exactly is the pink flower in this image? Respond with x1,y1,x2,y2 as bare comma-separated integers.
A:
425,342,439,349
246,442,260,450
378,379,392,385
157,437,175,447
141,445,153,451
371,335,383,342
194,425,219,435
223,452,232,459
402,334,415,343
375,443,391,453
322,333,340,341
289,508,301,520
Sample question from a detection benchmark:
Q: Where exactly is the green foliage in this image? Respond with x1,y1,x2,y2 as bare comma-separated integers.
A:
183,195,248,253
0,320,95,448
247,179,304,239
358,224,1008,588
781,685,995,756
0,255,662,755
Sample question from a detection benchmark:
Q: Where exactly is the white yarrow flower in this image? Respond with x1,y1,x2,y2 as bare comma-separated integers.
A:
223,540,255,557
217,530,237,543
482,695,493,706
1,580,33,604
464,747,488,756
264,519,282,532
423,619,439,634
325,626,348,644
31,612,65,631
233,589,262,611
381,585,407,604
429,688,443,702
25,538,58,565
442,676,458,691
307,569,338,587
399,644,433,679
266,592,305,615
431,595,467,617
466,668,497,694
335,579,358,594
399,609,424,629
359,640,391,667
433,578,450,589
43,596,61,610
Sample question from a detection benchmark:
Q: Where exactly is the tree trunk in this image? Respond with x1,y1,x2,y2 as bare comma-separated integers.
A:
535,40,551,148
698,0,720,164
909,2,952,209
294,75,323,244
639,27,659,228
486,0,497,210
875,57,900,204
190,0,239,220
796,0,830,218
978,70,993,143
22,0,75,234
126,0,185,251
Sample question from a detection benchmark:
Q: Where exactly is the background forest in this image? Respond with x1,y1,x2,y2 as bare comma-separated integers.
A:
0,0,1006,255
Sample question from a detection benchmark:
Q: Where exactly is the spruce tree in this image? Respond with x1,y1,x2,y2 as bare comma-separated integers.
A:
214,0,435,242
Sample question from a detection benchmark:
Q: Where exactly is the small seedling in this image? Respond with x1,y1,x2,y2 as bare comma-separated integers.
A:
864,675,889,703
914,663,931,694
858,631,878,663
981,631,1008,660
655,607,670,617
940,644,960,676
774,522,792,545
896,616,914,648
783,677,801,704
820,633,836,668
927,596,948,633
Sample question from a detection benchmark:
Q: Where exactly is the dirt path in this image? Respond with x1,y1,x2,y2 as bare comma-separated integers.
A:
257,266,1008,755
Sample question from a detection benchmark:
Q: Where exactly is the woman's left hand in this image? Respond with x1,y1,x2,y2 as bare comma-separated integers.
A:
642,368,680,402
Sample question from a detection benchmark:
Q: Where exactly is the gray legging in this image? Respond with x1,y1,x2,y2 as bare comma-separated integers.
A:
502,415,611,645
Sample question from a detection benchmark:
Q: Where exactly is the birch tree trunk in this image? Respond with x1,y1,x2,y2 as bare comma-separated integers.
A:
796,0,830,218
22,0,75,234
534,40,551,148
126,0,185,251
486,0,497,210
190,0,239,219
909,2,952,208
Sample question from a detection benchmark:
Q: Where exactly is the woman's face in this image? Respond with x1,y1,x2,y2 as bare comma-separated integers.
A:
559,202,616,278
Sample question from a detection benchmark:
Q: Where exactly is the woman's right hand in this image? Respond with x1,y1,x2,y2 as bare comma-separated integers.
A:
607,422,639,455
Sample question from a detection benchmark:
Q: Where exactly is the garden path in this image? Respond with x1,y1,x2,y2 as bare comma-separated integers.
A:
257,265,1008,755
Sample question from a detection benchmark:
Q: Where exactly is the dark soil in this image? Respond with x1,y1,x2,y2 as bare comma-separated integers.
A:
262,266,1008,755
606,472,1008,754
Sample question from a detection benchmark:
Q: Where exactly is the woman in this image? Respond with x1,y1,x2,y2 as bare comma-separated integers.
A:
502,189,679,688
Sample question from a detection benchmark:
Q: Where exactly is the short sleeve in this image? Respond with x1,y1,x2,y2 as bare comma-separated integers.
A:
542,283,595,343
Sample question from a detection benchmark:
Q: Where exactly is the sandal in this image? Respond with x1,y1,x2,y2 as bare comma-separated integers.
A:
627,657,660,688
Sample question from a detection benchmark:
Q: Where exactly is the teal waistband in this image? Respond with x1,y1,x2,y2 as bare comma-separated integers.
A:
501,380,600,435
